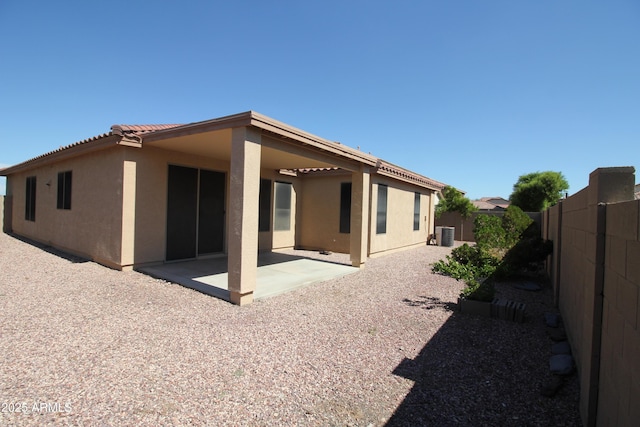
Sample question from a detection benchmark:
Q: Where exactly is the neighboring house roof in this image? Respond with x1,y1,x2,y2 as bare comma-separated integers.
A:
0,111,446,191
472,197,510,210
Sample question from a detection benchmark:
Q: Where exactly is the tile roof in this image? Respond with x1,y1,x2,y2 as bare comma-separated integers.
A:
376,160,446,191
111,124,183,134
293,163,446,191
0,114,447,192
472,197,509,210
1,131,116,172
0,124,183,173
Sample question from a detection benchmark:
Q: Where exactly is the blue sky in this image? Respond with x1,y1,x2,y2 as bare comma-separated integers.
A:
1,0,638,199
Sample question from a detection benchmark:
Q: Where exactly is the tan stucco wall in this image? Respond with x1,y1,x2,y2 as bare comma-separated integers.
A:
0,195,4,232
298,173,435,256
124,146,231,265
369,176,433,255
259,170,299,251
125,146,299,265
297,173,351,253
5,141,439,269
7,147,127,268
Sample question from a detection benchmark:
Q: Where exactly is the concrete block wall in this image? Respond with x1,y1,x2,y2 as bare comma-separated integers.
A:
435,210,542,242
597,199,640,426
542,167,638,427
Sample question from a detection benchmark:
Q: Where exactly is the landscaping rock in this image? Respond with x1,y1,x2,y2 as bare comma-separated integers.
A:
489,298,526,322
458,298,492,317
547,327,567,342
552,341,572,355
540,375,564,397
544,312,561,328
550,354,574,375
512,281,542,291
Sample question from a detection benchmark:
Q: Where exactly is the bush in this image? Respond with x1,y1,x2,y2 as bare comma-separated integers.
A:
460,278,495,302
432,244,499,300
501,205,533,247
473,215,506,252
432,206,552,301
497,229,553,278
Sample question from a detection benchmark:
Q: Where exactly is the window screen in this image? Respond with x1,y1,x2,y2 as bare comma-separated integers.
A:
413,192,420,231
376,184,387,234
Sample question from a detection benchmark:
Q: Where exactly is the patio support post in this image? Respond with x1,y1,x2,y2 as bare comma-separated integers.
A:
350,166,370,268
228,127,262,305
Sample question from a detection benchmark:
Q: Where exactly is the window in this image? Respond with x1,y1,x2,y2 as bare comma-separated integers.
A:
274,182,292,231
413,192,421,231
339,182,352,233
259,179,271,232
25,176,36,221
57,171,72,210
376,184,387,234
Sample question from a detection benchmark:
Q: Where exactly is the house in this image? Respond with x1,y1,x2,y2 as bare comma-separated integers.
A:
472,196,510,211
0,111,446,305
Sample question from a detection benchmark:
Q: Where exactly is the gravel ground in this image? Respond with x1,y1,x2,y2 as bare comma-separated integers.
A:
0,233,581,426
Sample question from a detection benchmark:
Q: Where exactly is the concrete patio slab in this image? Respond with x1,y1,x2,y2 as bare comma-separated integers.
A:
138,251,360,302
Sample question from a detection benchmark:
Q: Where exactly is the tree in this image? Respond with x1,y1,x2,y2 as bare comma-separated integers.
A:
435,186,477,219
435,186,477,239
509,171,569,212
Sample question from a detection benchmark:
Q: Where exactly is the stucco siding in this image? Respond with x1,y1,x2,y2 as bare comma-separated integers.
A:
7,147,126,267
127,146,230,265
298,173,352,253
369,177,432,255
127,146,299,265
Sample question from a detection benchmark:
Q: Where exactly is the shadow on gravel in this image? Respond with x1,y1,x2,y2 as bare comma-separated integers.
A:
402,296,457,312
387,287,582,426
8,233,89,263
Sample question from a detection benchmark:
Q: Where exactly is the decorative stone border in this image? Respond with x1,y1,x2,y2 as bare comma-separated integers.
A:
458,297,526,322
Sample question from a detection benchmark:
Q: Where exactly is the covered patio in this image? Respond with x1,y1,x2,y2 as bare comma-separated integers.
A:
138,250,360,302
133,111,376,305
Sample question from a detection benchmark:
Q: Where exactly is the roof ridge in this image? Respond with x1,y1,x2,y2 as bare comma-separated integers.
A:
376,159,446,190
111,124,183,134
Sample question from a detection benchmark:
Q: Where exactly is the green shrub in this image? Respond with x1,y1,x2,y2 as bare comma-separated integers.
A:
433,206,552,301
473,215,506,251
501,205,533,247
497,231,553,278
460,278,495,302
432,244,499,300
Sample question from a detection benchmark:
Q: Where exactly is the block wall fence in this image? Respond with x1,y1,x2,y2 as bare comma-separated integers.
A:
435,210,541,242
542,167,639,427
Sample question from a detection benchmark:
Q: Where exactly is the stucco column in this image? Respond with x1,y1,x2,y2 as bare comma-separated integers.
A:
120,160,137,271
228,127,262,305
350,166,370,268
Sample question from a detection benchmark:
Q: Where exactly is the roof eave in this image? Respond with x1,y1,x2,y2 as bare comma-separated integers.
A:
140,111,379,167
0,134,121,176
